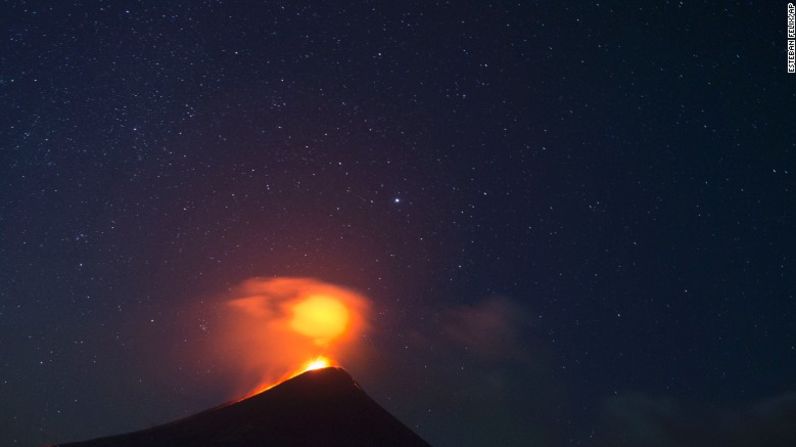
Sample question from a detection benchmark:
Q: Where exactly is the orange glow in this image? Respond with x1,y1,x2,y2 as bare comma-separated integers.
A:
205,277,370,400
290,295,349,346
240,355,337,399
302,355,332,371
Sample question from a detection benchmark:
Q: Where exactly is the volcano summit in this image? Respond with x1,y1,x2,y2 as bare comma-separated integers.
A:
58,367,430,447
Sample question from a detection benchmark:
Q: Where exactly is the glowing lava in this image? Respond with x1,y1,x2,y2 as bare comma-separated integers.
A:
302,356,332,371
239,355,336,399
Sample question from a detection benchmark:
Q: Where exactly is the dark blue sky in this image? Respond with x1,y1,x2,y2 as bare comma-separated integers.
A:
1,2,794,446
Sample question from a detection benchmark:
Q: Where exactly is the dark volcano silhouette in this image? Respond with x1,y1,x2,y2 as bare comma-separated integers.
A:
58,367,430,447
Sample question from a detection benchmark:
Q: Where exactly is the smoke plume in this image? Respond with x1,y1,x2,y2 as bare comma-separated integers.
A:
206,277,370,397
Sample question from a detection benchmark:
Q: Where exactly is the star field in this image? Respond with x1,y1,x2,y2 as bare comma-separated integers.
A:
1,2,795,446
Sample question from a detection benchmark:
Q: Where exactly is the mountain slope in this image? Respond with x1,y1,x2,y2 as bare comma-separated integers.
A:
58,367,431,447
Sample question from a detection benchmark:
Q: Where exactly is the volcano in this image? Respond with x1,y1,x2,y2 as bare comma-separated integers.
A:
58,367,430,447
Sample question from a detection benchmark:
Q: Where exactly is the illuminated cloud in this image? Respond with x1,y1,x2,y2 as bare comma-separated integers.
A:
206,277,370,398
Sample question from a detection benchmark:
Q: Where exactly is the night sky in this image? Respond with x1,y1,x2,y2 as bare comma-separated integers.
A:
2,1,795,446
